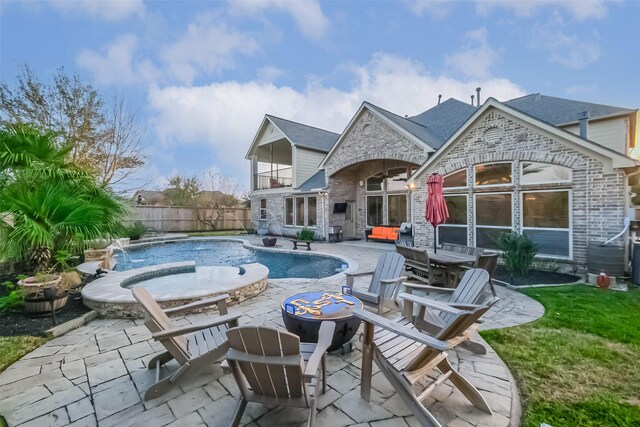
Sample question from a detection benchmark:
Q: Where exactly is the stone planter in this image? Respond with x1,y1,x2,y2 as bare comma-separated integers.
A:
262,237,277,247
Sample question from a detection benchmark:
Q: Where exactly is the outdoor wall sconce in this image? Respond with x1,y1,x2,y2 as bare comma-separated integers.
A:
359,180,364,187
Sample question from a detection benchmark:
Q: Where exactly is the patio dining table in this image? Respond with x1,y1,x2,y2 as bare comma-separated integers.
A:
426,249,477,287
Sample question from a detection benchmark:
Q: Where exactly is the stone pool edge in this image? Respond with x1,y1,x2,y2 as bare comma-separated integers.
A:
82,261,269,318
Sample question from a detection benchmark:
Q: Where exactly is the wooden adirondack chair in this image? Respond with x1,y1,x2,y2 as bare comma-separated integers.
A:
402,268,492,354
225,321,336,427
132,288,242,400
344,252,407,315
474,253,498,297
356,295,499,427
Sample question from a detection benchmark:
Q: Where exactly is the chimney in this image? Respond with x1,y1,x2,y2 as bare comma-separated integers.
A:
476,87,481,106
437,94,442,105
470,95,474,105
579,111,590,139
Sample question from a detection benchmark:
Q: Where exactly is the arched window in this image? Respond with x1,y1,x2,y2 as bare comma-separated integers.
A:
520,162,571,184
443,169,467,188
474,162,513,186
366,172,384,191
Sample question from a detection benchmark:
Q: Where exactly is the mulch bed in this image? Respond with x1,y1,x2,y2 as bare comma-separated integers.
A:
494,265,580,286
0,291,91,337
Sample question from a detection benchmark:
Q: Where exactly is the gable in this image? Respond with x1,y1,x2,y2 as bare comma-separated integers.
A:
322,106,430,177
410,99,637,184
257,120,286,147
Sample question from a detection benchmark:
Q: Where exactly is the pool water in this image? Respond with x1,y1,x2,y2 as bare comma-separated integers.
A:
113,240,346,279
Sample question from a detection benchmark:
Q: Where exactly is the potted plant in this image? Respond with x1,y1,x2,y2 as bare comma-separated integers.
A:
18,272,67,314
262,236,277,247
297,228,315,242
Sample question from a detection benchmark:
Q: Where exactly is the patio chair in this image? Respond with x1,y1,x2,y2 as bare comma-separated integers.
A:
395,244,448,286
132,288,242,400
355,295,498,426
474,253,498,297
344,252,407,315
225,321,336,427
402,268,492,354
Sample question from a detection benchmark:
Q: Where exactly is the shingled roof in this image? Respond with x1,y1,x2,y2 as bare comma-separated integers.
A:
364,102,443,150
297,170,326,191
505,94,636,126
408,98,477,146
267,115,340,152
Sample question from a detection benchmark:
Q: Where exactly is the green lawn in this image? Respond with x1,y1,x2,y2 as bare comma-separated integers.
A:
481,285,640,427
0,336,48,373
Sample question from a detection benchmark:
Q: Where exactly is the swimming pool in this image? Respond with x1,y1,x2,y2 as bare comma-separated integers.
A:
113,239,346,279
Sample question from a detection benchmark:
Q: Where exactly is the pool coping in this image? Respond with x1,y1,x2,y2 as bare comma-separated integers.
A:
81,261,270,317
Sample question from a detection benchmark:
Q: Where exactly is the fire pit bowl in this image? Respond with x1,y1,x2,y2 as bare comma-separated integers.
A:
281,290,363,350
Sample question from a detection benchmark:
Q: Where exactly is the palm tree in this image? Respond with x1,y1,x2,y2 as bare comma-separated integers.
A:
0,124,128,272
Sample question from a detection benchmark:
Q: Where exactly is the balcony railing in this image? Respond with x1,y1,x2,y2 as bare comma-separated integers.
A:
255,169,293,190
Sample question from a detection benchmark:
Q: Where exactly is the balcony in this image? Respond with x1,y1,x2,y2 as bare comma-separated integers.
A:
255,168,293,190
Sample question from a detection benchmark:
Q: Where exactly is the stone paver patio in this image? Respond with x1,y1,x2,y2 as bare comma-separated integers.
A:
0,239,544,426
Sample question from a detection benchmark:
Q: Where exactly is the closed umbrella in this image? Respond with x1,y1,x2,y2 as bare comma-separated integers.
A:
425,173,449,253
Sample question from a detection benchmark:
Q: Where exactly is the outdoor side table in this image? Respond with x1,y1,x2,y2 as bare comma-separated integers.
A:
281,291,363,351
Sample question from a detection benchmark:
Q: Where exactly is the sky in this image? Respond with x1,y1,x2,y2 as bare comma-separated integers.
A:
2,0,639,194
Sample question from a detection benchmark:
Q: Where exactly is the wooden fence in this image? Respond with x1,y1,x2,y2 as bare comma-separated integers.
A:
129,206,252,232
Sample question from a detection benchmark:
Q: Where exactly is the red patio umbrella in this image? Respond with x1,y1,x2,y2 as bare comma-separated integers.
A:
425,173,449,253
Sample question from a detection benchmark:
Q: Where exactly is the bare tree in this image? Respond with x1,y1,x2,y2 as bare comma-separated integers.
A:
98,96,146,187
0,65,146,188
202,170,245,207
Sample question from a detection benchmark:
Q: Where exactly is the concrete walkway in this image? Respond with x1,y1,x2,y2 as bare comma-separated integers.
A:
0,240,544,427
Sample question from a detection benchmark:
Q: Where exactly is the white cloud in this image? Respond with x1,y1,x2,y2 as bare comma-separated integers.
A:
147,53,525,181
444,27,500,79
228,0,329,40
531,17,601,69
405,0,451,19
160,14,259,84
49,0,144,21
257,66,285,83
76,35,159,86
475,0,616,21
76,15,258,86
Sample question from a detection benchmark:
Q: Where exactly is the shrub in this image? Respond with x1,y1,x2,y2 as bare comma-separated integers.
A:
0,281,24,312
296,228,315,241
123,221,147,240
496,232,538,276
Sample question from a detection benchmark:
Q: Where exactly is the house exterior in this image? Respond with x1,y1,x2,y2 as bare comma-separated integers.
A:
247,94,639,273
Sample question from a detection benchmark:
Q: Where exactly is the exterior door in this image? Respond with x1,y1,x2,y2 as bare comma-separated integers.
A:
345,201,356,239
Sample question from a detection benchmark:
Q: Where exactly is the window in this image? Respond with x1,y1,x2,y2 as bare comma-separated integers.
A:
284,198,293,226
474,163,512,186
475,193,512,250
260,198,267,220
437,195,467,245
521,162,571,185
522,190,570,257
444,169,467,188
367,196,383,226
386,168,409,192
295,197,305,226
387,194,406,225
367,173,384,191
308,197,317,227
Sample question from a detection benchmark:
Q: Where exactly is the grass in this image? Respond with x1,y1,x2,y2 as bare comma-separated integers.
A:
481,285,640,427
0,336,48,373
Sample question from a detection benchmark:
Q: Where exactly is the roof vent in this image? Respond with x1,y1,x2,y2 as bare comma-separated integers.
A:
471,95,475,106
476,87,481,106
437,94,442,105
